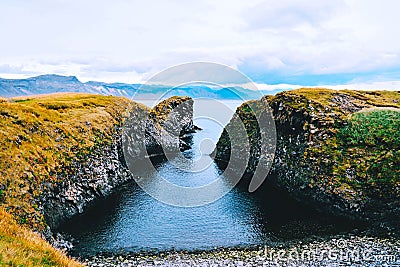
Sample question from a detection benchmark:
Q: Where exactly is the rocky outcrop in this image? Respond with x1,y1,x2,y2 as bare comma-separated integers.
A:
40,132,132,230
148,96,196,155
215,88,400,226
40,96,196,232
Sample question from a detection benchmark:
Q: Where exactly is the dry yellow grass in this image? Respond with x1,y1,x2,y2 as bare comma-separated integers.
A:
279,88,400,109
0,93,132,229
0,93,136,266
0,208,82,266
0,93,195,266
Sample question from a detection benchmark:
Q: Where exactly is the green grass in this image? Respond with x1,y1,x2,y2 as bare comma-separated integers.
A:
261,88,400,202
334,110,400,190
339,110,400,149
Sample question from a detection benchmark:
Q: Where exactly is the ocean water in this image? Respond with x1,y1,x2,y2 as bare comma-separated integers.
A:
60,100,355,257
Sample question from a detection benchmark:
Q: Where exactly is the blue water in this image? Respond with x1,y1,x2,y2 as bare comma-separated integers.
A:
63,100,273,255
60,100,353,257
65,182,269,256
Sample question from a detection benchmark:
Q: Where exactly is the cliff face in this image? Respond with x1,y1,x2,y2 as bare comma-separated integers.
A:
42,96,196,231
148,96,196,155
40,132,132,230
215,88,400,224
0,94,195,236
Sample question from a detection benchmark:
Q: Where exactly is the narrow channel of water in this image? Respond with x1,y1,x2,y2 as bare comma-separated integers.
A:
60,100,357,257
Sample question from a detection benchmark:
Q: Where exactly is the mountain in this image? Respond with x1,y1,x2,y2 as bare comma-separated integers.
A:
0,75,134,97
0,74,284,100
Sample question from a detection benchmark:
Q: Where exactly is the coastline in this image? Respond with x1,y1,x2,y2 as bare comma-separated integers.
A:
81,233,400,266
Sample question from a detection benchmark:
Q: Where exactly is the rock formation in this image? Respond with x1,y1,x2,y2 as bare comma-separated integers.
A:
215,88,400,227
41,96,196,231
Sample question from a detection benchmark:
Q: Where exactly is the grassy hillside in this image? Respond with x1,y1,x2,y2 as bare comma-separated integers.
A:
0,93,132,230
0,93,196,266
315,109,400,198
279,89,400,200
0,208,82,266
0,93,135,266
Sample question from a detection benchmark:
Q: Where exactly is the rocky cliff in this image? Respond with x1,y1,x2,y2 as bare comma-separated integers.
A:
0,94,195,242
43,96,197,231
215,88,400,226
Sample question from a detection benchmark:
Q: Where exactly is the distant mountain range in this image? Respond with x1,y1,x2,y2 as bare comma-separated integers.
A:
0,74,285,100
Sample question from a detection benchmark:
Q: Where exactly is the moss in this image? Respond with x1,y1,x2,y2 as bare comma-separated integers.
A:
328,110,400,196
307,110,400,194
280,90,400,201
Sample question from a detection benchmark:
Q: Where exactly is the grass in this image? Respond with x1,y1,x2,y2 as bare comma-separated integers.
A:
0,207,82,267
333,110,400,193
339,110,400,148
0,93,192,266
275,89,400,201
273,88,400,109
225,88,400,207
0,93,134,266
0,93,132,230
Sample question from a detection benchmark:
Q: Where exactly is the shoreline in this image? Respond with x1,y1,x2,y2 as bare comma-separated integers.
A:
79,233,400,266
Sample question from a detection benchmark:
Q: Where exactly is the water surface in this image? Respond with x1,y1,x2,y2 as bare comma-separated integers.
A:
61,100,355,257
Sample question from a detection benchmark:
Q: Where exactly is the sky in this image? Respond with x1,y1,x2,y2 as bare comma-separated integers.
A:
0,0,400,90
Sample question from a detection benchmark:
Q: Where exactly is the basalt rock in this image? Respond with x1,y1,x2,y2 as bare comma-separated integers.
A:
41,96,196,232
215,88,400,226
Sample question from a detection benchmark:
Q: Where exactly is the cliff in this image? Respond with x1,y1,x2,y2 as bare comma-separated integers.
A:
43,97,196,232
215,88,400,225
0,93,195,248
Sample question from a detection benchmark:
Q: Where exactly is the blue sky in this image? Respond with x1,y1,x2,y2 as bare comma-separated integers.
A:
0,0,400,90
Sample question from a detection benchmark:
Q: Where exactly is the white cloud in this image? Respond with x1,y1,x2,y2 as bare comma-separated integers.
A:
242,0,344,30
323,81,400,91
0,0,399,85
249,81,400,92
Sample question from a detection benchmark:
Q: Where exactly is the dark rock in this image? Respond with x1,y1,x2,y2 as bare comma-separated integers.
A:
214,89,400,226
38,96,195,239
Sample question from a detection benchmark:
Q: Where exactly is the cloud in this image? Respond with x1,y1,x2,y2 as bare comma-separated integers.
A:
242,81,400,92
325,81,400,91
242,0,344,30
0,0,399,86
0,64,23,73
